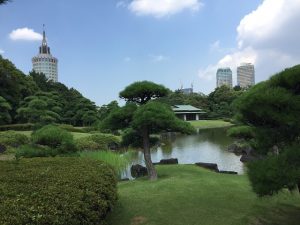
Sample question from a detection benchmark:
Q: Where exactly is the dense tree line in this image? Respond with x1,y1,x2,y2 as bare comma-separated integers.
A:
0,56,98,126
159,86,244,118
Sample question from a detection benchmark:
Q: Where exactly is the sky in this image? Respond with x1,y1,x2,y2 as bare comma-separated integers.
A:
1,0,300,106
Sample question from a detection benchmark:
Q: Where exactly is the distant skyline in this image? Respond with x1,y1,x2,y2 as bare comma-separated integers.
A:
1,0,300,105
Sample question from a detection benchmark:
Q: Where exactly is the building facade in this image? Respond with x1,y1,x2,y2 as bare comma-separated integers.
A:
172,105,206,121
32,29,58,82
237,63,255,88
216,68,232,88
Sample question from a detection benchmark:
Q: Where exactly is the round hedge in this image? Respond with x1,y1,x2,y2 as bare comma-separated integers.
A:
0,157,117,225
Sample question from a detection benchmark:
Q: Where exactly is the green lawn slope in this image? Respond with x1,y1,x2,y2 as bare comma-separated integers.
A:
189,120,233,129
108,165,300,225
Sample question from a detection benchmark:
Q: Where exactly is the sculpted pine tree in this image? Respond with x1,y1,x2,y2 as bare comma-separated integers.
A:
117,81,194,180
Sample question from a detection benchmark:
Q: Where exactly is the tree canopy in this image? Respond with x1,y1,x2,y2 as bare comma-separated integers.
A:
233,65,300,196
119,81,170,104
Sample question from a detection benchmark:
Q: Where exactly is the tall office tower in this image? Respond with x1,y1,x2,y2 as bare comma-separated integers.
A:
32,27,58,82
237,63,255,88
216,67,233,88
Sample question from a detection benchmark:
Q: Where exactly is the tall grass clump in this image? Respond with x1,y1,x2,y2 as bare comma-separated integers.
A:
80,151,131,177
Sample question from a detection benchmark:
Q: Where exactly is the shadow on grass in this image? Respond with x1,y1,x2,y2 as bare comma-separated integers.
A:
250,204,300,225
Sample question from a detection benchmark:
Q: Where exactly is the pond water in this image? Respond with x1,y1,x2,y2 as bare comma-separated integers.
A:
122,128,245,178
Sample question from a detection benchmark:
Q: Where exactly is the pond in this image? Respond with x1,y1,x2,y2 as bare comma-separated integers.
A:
122,128,245,178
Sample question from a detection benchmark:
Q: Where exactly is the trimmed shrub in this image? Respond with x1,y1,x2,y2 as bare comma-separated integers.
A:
15,145,58,159
59,124,87,133
0,131,29,147
0,123,34,131
0,157,117,225
76,133,120,151
227,125,255,140
32,125,77,153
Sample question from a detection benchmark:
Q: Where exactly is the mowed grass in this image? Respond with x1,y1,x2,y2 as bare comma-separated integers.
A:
107,165,300,225
190,120,233,129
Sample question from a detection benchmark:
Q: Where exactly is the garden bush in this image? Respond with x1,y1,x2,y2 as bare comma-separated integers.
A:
0,157,117,225
32,125,77,153
76,133,120,151
0,131,29,147
59,124,87,133
15,145,58,159
227,125,255,140
0,123,34,131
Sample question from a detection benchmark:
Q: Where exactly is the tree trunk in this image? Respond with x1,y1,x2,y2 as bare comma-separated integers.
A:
141,126,157,180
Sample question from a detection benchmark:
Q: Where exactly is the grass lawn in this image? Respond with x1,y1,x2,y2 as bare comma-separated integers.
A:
190,120,233,129
107,165,300,225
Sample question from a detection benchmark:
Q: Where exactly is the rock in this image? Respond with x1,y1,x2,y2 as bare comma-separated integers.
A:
240,154,256,163
219,170,238,175
195,162,219,172
156,158,178,165
228,142,253,155
0,144,6,154
130,164,148,178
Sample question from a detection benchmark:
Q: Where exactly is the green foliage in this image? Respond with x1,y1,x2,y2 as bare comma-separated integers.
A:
248,145,300,196
234,65,300,153
98,100,120,121
15,144,58,159
0,96,12,125
0,123,34,131
0,131,29,147
233,65,300,196
120,81,170,104
132,101,195,134
32,125,77,153
0,157,117,225
208,85,243,118
227,125,255,140
76,133,120,151
58,124,86,133
16,92,62,124
102,103,138,131
121,128,159,148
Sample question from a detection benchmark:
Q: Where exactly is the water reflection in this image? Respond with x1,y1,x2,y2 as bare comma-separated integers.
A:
122,128,244,178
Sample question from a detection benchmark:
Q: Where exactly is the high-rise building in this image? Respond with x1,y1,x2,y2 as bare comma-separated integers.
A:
216,67,232,88
32,27,58,82
237,63,255,88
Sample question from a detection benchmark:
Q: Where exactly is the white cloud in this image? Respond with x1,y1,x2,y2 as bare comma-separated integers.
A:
199,0,300,87
9,27,43,41
150,54,169,62
0,49,4,54
209,40,220,52
128,0,203,18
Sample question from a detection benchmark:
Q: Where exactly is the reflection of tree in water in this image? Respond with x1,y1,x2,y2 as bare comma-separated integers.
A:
167,128,233,151
197,128,233,149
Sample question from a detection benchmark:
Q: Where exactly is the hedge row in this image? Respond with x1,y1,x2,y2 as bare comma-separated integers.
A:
0,123,34,131
0,157,117,225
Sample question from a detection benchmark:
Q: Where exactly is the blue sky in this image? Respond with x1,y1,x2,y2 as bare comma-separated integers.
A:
1,0,300,105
